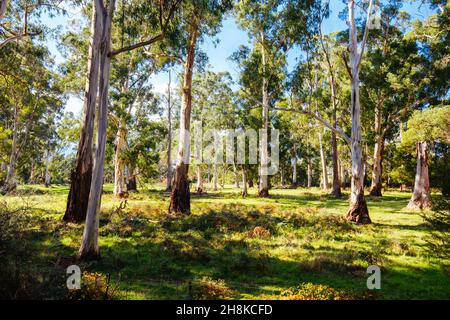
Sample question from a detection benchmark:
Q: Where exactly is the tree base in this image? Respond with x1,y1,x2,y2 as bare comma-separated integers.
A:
169,167,191,215
242,190,248,197
330,187,342,198
407,197,432,210
76,250,101,261
195,187,204,195
346,198,371,225
258,188,269,197
369,185,382,197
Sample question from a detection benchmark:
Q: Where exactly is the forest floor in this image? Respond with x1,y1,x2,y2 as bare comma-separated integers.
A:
1,184,449,300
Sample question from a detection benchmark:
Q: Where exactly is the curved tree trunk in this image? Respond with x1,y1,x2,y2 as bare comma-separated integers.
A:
64,4,102,223
78,0,115,259
345,0,371,224
169,20,198,214
407,141,432,210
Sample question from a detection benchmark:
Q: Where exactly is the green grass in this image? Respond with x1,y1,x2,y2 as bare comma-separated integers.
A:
1,183,449,300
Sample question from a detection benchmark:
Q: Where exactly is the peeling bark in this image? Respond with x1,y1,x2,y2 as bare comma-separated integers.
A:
345,0,372,224
64,4,102,223
78,0,115,259
169,19,198,214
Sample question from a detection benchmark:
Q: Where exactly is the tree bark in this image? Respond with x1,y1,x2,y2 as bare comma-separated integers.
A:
319,130,328,191
242,167,248,197
169,19,198,214
407,141,432,210
196,165,203,194
78,0,115,259
233,164,240,188
64,4,102,223
212,162,218,191
345,0,371,224
0,0,7,22
291,144,297,186
369,106,384,196
44,149,51,187
166,70,172,191
259,33,269,197
113,121,127,197
127,166,137,192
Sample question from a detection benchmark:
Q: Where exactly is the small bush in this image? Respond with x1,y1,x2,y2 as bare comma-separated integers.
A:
68,272,115,300
280,282,354,300
192,277,235,300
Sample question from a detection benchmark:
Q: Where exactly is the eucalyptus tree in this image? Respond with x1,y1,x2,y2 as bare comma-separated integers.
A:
402,106,450,210
169,0,232,214
65,0,181,224
78,0,182,259
0,42,63,193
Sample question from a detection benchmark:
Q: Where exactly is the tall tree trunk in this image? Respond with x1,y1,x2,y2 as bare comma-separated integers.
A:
319,130,328,190
29,158,36,184
221,165,225,188
78,0,115,259
369,106,384,196
196,165,203,193
127,166,137,191
407,141,432,210
169,20,198,214
0,0,7,22
259,33,269,197
280,167,285,186
233,164,240,188
242,167,248,197
213,162,218,191
64,4,102,223
113,121,127,197
307,158,312,188
166,70,172,191
345,0,371,224
291,144,297,186
44,149,51,187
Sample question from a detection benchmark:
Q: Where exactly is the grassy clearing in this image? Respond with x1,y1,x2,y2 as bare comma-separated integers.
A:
1,183,449,300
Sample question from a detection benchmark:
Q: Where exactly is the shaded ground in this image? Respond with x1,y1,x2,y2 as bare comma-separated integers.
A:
0,184,449,299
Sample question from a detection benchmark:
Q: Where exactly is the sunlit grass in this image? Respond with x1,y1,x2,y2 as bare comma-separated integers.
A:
1,183,449,299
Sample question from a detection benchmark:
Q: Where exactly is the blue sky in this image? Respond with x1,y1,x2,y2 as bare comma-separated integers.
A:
41,1,435,114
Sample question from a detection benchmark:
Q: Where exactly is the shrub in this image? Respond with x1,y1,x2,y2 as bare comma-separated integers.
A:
192,277,235,300
280,282,353,300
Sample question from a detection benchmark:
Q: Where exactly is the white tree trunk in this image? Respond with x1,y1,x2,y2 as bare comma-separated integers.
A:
407,141,432,209
213,162,218,191
79,0,115,259
242,167,248,196
166,70,172,191
44,149,51,187
259,33,269,197
345,0,372,224
113,121,127,196
196,165,203,193
319,130,328,190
